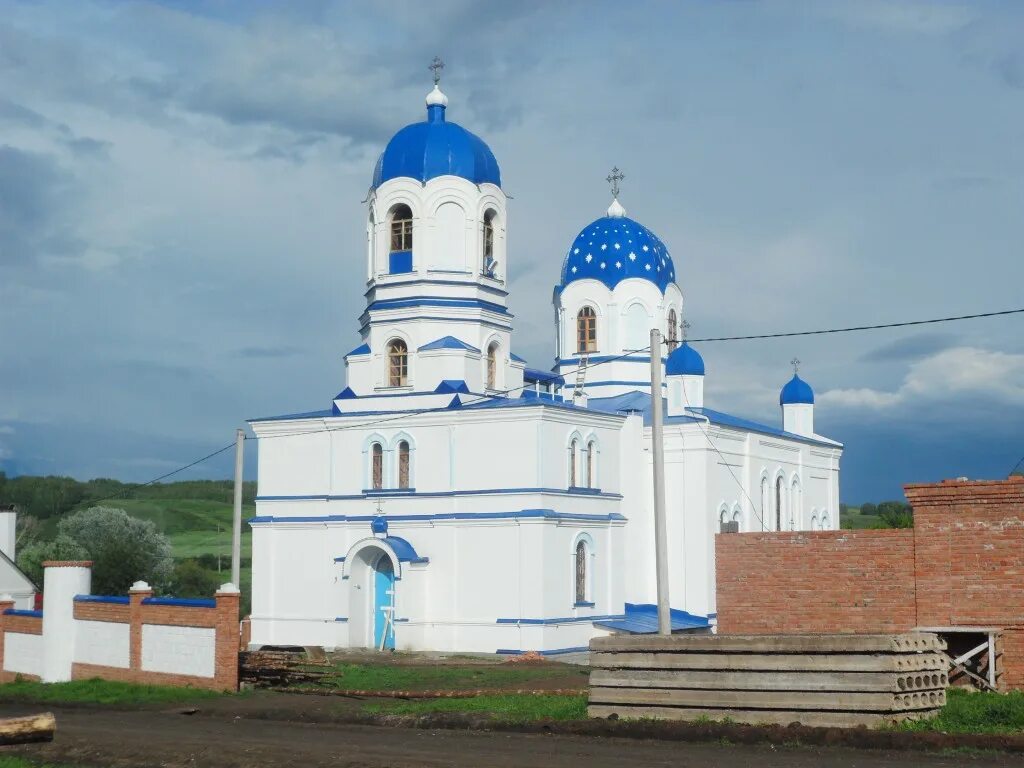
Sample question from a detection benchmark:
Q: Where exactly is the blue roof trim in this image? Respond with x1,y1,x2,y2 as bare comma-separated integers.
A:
523,367,563,385
141,597,216,608
334,387,358,400
666,342,705,376
497,614,623,625
593,603,710,634
382,536,428,564
3,609,41,618
434,379,470,394
365,279,508,299
418,336,481,353
256,487,624,502
335,617,348,623
346,343,370,358
557,355,665,366
689,407,839,447
373,103,501,189
495,646,590,656
249,409,334,423
510,352,527,363
74,595,129,605
560,215,676,293
447,394,463,409
250,509,628,525
780,374,815,405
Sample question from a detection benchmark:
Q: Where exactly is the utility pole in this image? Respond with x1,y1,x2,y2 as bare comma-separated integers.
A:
650,328,671,635
231,428,244,587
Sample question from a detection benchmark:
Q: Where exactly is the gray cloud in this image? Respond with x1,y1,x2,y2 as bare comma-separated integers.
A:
236,346,304,359
861,333,957,363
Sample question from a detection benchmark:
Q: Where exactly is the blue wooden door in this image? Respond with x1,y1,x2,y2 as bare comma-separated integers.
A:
373,556,395,650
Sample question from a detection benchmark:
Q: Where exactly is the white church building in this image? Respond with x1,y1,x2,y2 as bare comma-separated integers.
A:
248,74,842,655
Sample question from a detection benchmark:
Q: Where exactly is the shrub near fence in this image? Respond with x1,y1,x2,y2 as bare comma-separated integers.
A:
0,561,239,691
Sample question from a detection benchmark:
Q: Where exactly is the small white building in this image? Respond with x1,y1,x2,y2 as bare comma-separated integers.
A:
0,505,40,610
248,78,842,655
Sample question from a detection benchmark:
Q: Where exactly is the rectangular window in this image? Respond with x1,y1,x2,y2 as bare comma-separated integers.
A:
390,219,412,251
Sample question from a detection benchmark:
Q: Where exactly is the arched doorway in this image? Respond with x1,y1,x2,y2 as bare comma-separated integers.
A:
373,553,395,650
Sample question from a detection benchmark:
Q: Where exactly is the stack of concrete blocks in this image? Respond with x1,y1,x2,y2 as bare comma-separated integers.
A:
589,633,947,728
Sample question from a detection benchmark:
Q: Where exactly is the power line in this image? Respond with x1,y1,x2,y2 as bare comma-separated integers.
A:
688,308,1024,343
1010,453,1024,477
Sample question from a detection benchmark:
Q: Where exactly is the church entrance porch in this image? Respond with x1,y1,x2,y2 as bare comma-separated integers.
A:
345,542,399,650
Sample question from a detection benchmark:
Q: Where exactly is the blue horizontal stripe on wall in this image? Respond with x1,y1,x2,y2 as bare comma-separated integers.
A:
365,297,510,315
3,609,42,617
363,315,513,333
141,597,216,608
365,279,508,299
256,487,624,502
496,614,623,625
495,646,590,656
250,509,628,525
557,355,666,366
74,595,130,604
577,381,664,388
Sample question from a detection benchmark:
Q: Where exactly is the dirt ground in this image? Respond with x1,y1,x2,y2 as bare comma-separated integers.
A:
1,698,1023,768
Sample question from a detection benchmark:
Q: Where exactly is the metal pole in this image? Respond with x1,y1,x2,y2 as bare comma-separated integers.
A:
650,328,671,635
231,428,244,587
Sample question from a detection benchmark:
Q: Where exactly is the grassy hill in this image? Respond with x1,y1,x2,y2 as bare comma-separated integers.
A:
840,505,877,529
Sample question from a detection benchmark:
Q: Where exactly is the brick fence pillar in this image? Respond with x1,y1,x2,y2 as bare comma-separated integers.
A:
213,582,241,691
128,580,153,677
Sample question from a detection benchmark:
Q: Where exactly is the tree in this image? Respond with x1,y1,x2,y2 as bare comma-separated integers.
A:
171,559,222,598
860,502,878,516
18,507,173,595
876,501,914,529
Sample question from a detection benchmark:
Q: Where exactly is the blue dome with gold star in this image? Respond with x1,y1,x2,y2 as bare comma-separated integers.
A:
559,200,676,293
372,85,500,189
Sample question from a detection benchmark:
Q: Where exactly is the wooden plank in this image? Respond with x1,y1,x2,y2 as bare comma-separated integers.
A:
590,633,945,654
588,687,944,711
587,704,939,729
590,652,945,673
589,669,947,693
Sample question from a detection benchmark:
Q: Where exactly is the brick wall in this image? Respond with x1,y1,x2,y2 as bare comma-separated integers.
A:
715,477,1024,690
716,529,917,635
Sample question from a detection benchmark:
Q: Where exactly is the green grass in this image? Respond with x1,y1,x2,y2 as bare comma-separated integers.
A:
0,758,82,768
0,678,222,707
316,662,588,692
840,506,881,530
899,688,1024,735
364,693,588,722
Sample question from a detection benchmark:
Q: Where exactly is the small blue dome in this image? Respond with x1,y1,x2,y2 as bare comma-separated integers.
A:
666,342,705,376
780,374,814,405
371,516,388,535
559,212,676,293
372,98,500,189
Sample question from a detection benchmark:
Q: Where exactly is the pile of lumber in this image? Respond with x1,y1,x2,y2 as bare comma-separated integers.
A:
589,633,948,728
239,649,332,688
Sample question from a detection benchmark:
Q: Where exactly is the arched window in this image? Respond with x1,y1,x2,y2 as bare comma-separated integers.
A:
482,209,496,275
810,511,819,531
390,204,413,252
586,441,596,487
775,477,784,531
760,476,770,532
486,342,498,390
821,511,831,530
577,307,597,354
387,339,408,387
667,309,678,352
397,441,410,489
371,443,384,490
575,540,587,604
569,439,579,487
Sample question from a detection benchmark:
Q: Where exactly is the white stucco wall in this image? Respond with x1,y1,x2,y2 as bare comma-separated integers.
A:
74,620,130,669
4,632,42,677
141,624,216,678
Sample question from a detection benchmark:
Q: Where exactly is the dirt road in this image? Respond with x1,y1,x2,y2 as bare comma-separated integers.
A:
4,706,1023,768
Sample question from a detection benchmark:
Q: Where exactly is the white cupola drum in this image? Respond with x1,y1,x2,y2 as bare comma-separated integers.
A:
780,358,815,437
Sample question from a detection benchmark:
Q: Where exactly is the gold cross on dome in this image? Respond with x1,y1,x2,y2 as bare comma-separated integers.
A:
791,357,801,374
606,166,624,198
429,56,445,86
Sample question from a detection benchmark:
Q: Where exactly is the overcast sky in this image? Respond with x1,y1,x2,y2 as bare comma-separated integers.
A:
1,0,1022,503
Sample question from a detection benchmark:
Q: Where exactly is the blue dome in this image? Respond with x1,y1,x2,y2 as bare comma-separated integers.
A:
371,516,388,535
666,342,705,376
780,374,814,405
559,213,676,293
372,102,500,189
